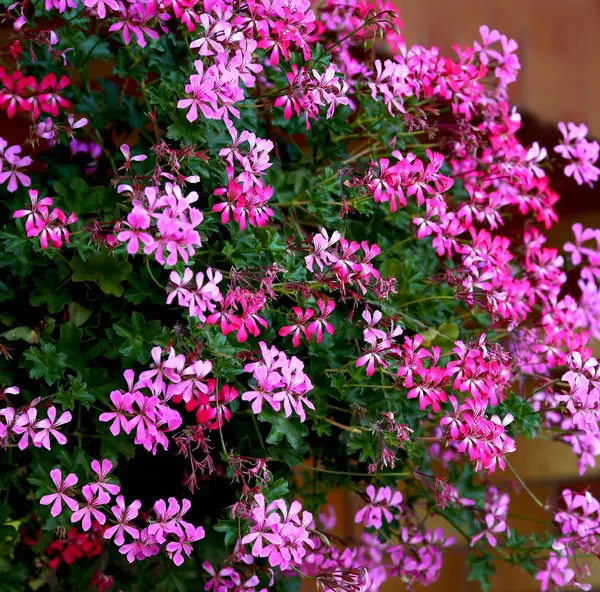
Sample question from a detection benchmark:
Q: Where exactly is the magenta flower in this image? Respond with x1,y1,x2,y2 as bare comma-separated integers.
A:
82,0,118,19
147,497,192,543
13,189,53,233
278,307,314,348
71,484,109,531
33,406,71,449
117,208,154,255
104,495,142,546
0,145,32,193
40,468,79,517
535,554,575,592
305,300,335,343
119,527,160,563
470,513,507,547
354,485,403,529
241,493,282,557
203,562,241,591
166,522,205,566
99,390,134,436
13,407,38,450
89,458,121,496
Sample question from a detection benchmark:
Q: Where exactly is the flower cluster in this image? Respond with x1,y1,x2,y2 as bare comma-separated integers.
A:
1,387,71,451
305,229,383,296
0,137,31,193
354,485,403,529
13,189,78,248
470,486,509,547
213,126,275,229
39,462,206,567
0,70,70,119
99,365,183,453
301,498,454,589
278,300,335,347
242,341,314,421
116,182,203,266
537,489,600,591
275,63,350,129
242,493,314,570
554,122,600,187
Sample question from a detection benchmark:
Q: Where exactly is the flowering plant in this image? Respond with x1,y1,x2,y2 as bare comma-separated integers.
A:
1,1,600,591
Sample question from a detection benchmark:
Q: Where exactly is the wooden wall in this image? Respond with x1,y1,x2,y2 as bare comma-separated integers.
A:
398,0,600,137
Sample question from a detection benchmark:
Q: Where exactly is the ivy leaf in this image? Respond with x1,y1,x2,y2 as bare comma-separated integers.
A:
467,552,496,592
23,342,67,385
57,322,86,373
52,179,113,216
213,519,238,546
124,269,165,305
497,392,541,439
258,408,309,449
0,326,39,344
54,375,95,410
70,250,133,297
112,312,166,363
263,478,290,503
29,272,70,314
68,302,92,327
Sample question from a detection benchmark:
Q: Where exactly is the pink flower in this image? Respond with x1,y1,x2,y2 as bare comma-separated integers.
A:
119,143,147,170
13,189,53,233
99,390,134,436
82,0,118,19
305,300,335,343
33,406,72,449
71,484,109,531
535,554,575,592
117,208,154,254
0,144,32,192
89,458,121,496
305,228,340,272
470,513,507,547
166,522,205,566
278,307,314,348
104,495,142,546
147,497,192,543
40,468,79,517
241,493,282,557
203,562,241,591
354,485,403,529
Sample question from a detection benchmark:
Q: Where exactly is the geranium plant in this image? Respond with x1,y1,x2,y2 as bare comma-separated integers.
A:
1,1,600,591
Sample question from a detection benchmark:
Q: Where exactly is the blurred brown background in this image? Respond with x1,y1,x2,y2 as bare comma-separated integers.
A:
399,0,600,137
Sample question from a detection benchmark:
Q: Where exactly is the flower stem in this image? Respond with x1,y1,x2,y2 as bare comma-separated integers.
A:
506,459,546,509
300,464,410,478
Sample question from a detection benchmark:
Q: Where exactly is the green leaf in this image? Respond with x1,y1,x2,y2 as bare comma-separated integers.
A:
0,326,38,344
467,552,496,592
29,272,70,314
213,519,238,546
70,250,133,297
124,269,164,305
112,311,166,363
497,392,541,439
68,302,92,327
258,408,309,449
23,342,67,385
57,322,86,373
55,375,95,410
0,559,28,592
264,478,290,503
